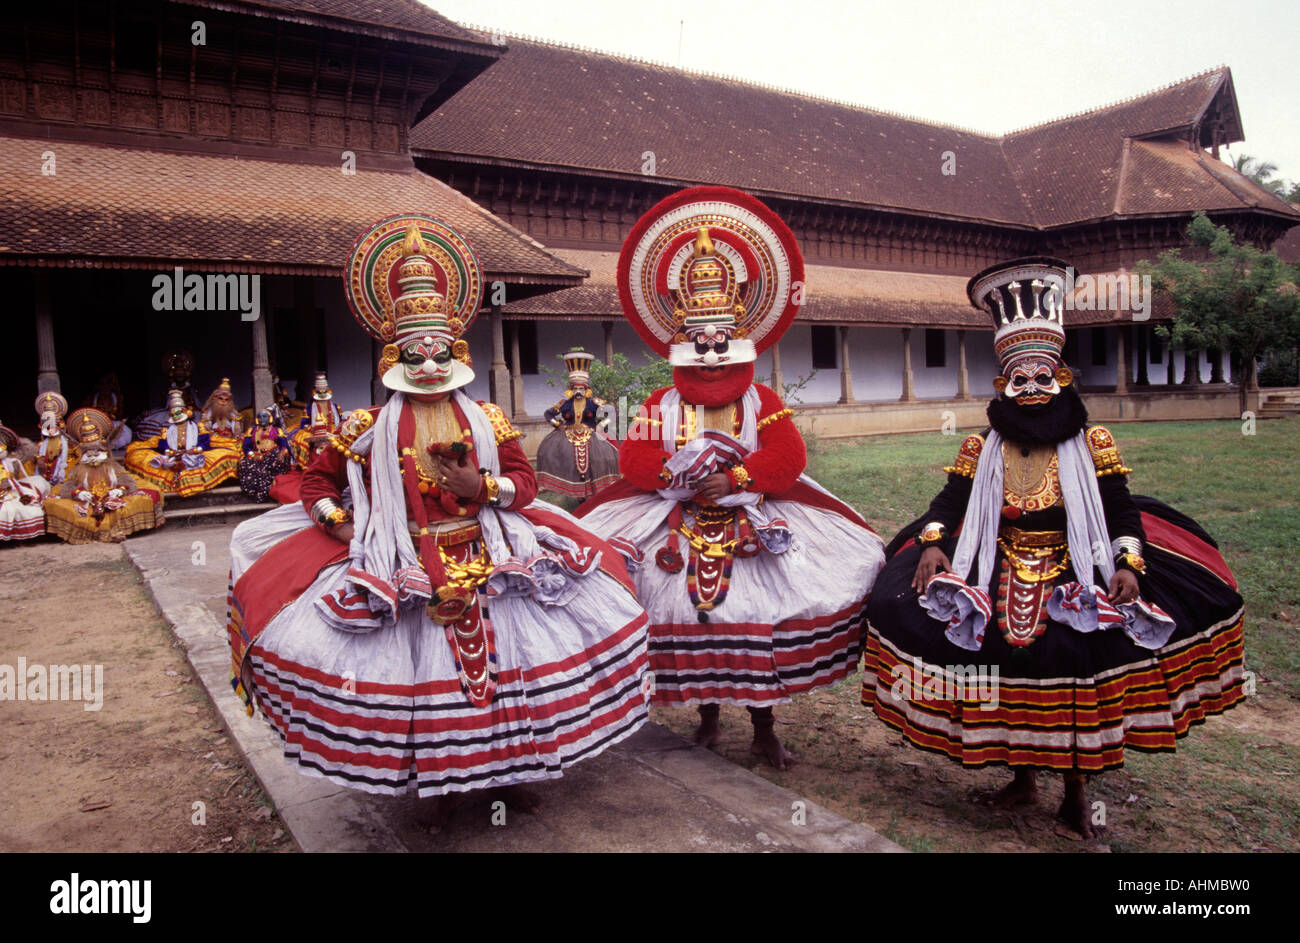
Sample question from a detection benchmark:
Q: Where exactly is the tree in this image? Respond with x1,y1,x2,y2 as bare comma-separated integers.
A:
541,350,673,436
1137,213,1300,413
1231,154,1287,197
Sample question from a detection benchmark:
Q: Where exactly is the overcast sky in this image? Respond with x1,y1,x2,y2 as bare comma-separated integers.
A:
425,0,1300,190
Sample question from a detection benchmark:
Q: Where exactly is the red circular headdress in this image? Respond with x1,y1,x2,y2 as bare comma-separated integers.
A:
617,186,805,359
344,214,483,344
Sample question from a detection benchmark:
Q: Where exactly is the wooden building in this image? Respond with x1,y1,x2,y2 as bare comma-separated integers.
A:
414,38,1300,435
3,3,1298,444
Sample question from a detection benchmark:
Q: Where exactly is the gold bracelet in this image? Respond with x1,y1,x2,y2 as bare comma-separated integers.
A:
482,473,500,503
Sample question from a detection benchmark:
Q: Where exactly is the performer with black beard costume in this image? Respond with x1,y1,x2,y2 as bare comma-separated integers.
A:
861,257,1246,839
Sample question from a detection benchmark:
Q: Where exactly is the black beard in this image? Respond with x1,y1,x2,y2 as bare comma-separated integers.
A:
986,384,1089,445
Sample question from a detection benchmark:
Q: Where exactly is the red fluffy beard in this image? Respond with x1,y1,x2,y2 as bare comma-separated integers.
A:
672,363,755,407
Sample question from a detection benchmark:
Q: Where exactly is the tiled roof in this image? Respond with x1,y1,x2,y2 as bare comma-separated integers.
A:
0,136,585,283
413,39,1034,226
415,44,1300,230
176,0,489,46
503,249,985,328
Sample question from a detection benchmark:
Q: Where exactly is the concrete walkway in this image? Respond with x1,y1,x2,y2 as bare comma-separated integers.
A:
124,521,902,853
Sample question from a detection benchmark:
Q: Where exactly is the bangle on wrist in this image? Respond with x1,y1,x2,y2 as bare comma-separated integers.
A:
918,522,946,546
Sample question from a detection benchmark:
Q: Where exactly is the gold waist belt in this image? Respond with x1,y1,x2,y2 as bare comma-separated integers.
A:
997,526,1067,551
997,527,1069,583
407,520,482,547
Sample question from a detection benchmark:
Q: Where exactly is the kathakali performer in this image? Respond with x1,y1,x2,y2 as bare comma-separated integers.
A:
579,186,886,769
134,348,198,442
45,408,164,544
29,392,77,487
536,347,619,499
860,257,1247,838
289,372,343,468
123,388,240,497
0,422,48,542
237,408,293,502
226,215,649,826
199,378,244,450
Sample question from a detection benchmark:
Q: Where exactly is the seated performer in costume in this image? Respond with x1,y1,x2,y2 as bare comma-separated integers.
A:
199,378,244,450
536,348,619,500
227,216,649,829
237,408,293,503
134,348,198,442
270,406,363,506
579,187,886,769
860,257,1247,838
84,372,132,451
45,408,164,544
29,392,77,487
123,388,240,498
289,372,343,468
0,422,48,543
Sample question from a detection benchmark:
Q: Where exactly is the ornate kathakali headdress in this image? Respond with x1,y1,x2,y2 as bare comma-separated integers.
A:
67,407,112,449
35,391,68,429
345,214,483,396
0,423,19,453
618,186,804,368
166,388,191,422
562,347,594,388
312,372,333,401
968,256,1074,404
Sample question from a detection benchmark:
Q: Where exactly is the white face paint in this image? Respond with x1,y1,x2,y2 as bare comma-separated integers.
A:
401,335,454,387
1005,355,1060,405
82,448,108,466
41,415,61,437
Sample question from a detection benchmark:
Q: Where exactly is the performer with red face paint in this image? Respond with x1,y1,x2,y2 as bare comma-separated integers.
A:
580,187,886,769
860,257,1247,839
226,216,649,831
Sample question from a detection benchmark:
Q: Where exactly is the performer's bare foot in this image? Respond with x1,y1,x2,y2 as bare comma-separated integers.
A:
491,784,542,816
694,704,721,748
747,706,797,770
987,768,1038,808
425,794,463,835
1058,771,1095,839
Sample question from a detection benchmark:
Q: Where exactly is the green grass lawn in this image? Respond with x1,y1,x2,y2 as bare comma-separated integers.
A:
806,416,1300,698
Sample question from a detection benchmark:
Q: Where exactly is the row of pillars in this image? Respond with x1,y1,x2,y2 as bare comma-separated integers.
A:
1114,325,1235,394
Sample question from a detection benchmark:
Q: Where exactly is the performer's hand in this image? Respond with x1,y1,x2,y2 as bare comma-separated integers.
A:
329,522,355,544
1108,568,1140,605
694,472,731,503
437,456,483,499
913,546,952,594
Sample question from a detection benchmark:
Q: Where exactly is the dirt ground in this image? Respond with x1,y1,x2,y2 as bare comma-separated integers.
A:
0,538,294,853
654,670,1300,853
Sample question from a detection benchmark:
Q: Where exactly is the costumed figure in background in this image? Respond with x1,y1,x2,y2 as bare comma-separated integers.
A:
289,372,343,468
226,216,649,829
29,392,76,487
134,349,198,442
237,408,293,503
199,378,244,449
860,257,1247,838
536,348,619,500
123,388,240,497
270,406,365,506
44,408,164,544
0,422,48,543
84,373,132,450
579,187,886,769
